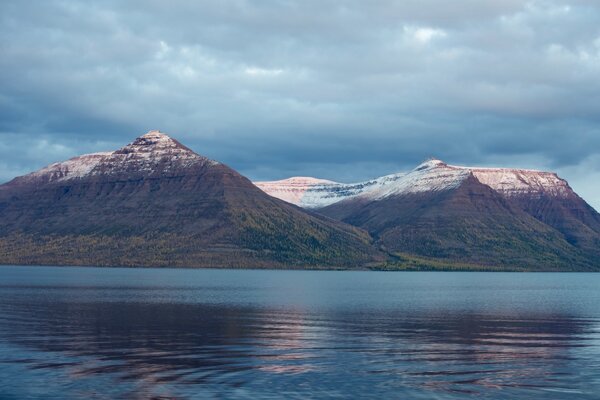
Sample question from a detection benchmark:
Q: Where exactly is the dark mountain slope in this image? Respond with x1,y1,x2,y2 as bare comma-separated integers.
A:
0,131,381,268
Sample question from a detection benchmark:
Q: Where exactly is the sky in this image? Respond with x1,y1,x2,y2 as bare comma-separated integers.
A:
1,1,600,209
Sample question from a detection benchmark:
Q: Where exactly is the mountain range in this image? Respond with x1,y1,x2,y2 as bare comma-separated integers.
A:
1,131,599,271
258,160,600,271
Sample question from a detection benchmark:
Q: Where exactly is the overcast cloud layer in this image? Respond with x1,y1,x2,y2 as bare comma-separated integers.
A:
1,1,600,208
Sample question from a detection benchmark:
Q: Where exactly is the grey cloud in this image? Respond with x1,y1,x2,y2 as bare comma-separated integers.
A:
0,0,599,208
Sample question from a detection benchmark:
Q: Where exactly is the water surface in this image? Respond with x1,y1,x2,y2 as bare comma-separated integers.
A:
1,266,599,399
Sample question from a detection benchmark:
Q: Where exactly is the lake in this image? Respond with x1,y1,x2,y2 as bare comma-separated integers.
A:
1,266,599,399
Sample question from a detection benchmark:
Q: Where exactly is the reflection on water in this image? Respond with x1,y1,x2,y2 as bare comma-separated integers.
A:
1,267,600,399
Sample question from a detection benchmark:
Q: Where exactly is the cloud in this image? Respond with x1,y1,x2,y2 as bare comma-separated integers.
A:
404,26,447,44
0,0,600,209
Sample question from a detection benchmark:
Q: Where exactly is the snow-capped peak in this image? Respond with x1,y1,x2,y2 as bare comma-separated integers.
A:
255,161,461,208
363,158,470,200
7,131,219,186
118,130,191,153
141,130,170,140
131,130,182,147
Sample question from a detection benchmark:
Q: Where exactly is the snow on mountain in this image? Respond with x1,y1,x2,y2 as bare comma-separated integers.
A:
255,159,468,207
99,130,217,174
255,158,574,208
465,167,571,198
9,131,218,186
20,152,113,184
254,172,407,208
362,159,470,200
254,177,341,208
12,133,572,207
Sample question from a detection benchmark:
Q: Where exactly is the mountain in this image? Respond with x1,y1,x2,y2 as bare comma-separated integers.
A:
254,174,406,209
265,159,599,271
0,131,381,268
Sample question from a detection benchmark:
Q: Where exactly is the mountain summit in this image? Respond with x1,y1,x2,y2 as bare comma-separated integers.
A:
0,131,380,268
7,131,215,187
114,130,201,159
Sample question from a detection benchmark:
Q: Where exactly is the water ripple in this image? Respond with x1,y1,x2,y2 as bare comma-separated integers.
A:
1,267,600,399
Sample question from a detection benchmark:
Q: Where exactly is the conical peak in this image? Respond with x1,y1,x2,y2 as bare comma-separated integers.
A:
101,131,225,172
1,131,221,188
133,130,178,146
141,130,169,139
116,130,195,156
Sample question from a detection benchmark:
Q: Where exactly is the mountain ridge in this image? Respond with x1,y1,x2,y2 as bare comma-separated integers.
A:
255,158,590,210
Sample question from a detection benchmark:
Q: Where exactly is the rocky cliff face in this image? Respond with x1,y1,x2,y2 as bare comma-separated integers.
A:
0,131,381,268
